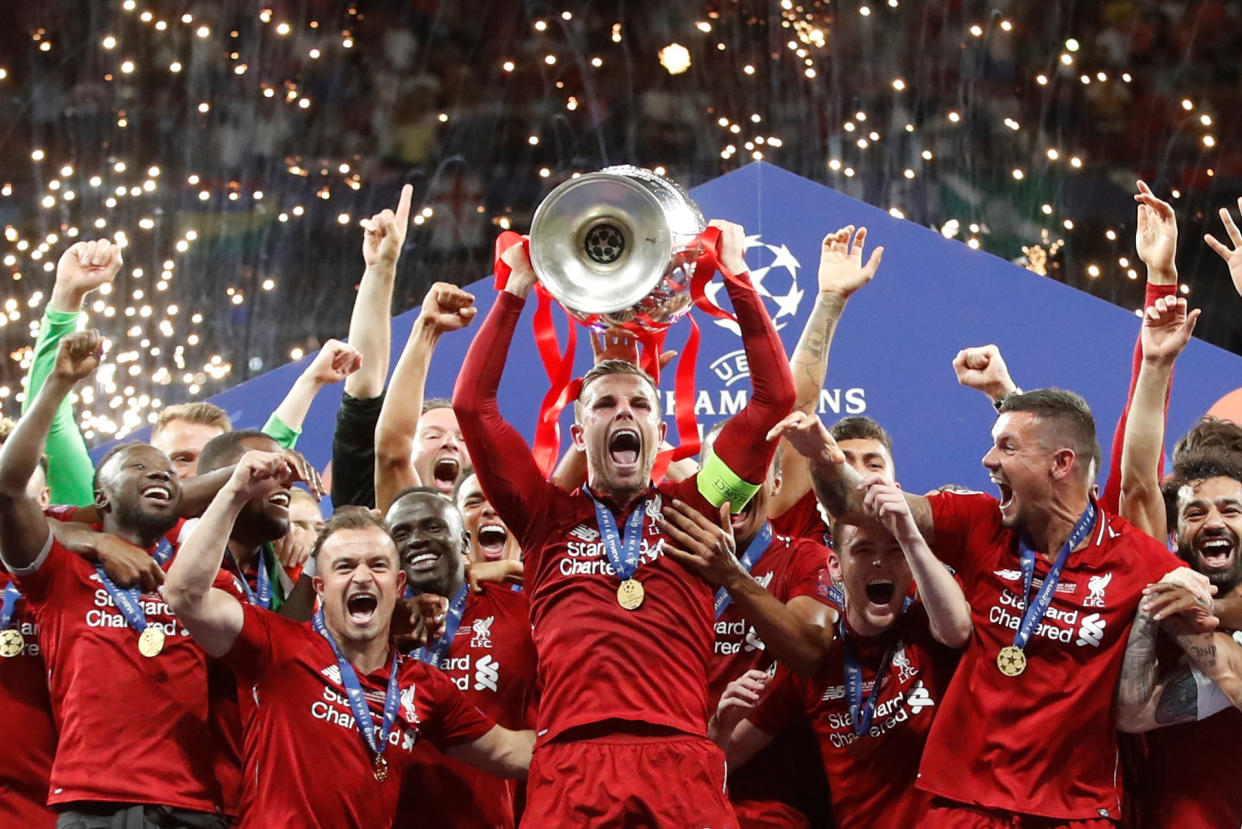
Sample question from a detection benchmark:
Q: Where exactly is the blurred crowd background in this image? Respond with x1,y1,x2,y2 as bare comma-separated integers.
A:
2,0,1241,440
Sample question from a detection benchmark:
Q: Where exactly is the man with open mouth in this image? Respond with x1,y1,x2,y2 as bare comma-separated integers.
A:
165,456,535,828
385,486,537,828
710,479,970,829
772,388,1215,828
453,220,795,826
456,473,522,565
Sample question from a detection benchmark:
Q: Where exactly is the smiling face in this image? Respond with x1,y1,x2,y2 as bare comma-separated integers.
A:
313,526,405,647
95,444,183,539
456,473,519,563
232,436,292,544
1176,476,1242,593
835,522,912,635
572,372,666,504
151,418,227,480
414,406,469,495
981,411,1058,531
386,492,467,595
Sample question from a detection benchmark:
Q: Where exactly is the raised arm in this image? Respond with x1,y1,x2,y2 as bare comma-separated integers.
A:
770,226,882,519
345,184,411,399
768,411,934,538
263,340,361,449
703,220,797,499
164,451,296,656
374,283,477,512
1,331,103,569
864,480,971,646
1120,298,1198,538
22,241,122,506
952,344,1019,406
451,243,553,530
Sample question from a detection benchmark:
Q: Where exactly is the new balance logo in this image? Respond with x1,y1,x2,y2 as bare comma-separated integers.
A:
474,655,500,692
321,665,342,685
755,572,774,590
1076,613,1106,647
994,569,1021,581
568,524,600,542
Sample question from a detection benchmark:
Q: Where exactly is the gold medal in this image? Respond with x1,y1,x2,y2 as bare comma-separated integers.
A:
373,754,389,783
616,579,645,610
0,628,24,658
997,645,1026,677
138,626,165,658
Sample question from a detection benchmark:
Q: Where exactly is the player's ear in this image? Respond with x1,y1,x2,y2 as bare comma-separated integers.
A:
570,423,587,451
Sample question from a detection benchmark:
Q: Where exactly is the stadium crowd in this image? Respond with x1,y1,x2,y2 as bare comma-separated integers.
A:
4,173,1242,829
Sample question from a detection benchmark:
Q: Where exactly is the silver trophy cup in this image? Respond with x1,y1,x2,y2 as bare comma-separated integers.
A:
528,165,706,333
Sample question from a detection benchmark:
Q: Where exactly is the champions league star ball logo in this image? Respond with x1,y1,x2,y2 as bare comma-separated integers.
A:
704,235,804,336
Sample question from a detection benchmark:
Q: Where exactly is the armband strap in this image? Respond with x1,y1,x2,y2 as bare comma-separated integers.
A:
696,452,761,513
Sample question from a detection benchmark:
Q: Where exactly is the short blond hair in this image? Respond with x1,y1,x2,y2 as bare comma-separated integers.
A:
153,402,232,436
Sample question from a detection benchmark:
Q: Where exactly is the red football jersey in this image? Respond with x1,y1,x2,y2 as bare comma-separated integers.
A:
770,490,831,547
751,603,959,829
0,571,56,827
224,604,495,828
918,491,1184,820
708,533,829,826
10,536,219,812
398,583,538,829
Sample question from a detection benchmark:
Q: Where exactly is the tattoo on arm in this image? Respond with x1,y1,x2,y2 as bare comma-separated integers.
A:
1189,644,1219,668
1154,669,1199,725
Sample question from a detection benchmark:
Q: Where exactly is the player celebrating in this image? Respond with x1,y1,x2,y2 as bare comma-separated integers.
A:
452,220,795,825
164,455,534,828
771,389,1213,826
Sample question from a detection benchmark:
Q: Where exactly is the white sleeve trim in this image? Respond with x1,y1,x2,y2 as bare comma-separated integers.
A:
1191,630,1242,720
4,531,54,576
177,517,199,546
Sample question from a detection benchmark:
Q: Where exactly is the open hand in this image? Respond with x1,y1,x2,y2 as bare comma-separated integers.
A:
1134,180,1178,282
817,225,882,298
660,499,744,588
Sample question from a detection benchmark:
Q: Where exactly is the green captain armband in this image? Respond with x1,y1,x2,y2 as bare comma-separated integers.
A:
696,451,761,513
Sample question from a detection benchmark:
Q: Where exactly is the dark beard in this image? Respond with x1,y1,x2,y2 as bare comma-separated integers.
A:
112,499,179,542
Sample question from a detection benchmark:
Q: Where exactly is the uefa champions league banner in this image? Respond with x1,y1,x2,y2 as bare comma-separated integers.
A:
96,162,1242,498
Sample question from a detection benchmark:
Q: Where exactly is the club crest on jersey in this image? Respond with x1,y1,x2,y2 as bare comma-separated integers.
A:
645,495,664,521
892,642,917,683
568,524,600,542
471,616,494,648
1083,573,1111,608
400,684,420,725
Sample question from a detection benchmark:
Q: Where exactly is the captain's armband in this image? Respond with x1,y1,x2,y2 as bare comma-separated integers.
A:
696,452,761,513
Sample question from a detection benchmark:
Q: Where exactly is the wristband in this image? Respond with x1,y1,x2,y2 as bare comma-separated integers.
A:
992,388,1022,412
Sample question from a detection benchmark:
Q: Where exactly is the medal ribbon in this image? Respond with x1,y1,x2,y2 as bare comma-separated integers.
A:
312,609,402,765
714,522,773,618
839,596,913,736
151,536,174,566
416,583,469,668
584,487,650,582
0,582,21,630
225,545,273,609
1012,502,1096,652
95,566,154,635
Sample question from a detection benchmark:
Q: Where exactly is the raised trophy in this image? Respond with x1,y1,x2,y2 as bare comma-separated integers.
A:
528,165,706,333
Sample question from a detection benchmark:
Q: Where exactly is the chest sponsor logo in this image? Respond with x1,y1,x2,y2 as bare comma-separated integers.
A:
712,618,765,654
309,679,418,753
474,654,500,693
825,679,935,747
471,616,494,649
988,588,1107,649
86,575,187,637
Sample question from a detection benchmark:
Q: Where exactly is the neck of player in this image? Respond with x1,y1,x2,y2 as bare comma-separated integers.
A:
845,600,888,638
227,538,262,572
413,566,466,600
333,620,392,675
1029,487,1091,556
103,516,166,551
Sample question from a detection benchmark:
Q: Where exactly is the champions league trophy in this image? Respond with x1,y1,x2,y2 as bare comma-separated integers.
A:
528,165,706,333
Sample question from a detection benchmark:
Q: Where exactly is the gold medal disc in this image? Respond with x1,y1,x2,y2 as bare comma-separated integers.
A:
0,628,24,658
138,626,165,658
997,645,1026,677
373,754,389,783
617,579,645,610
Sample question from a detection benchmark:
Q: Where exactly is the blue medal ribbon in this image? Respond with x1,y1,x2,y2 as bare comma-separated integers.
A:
0,582,21,630
151,536,174,567
583,487,650,583
1012,502,1096,652
839,595,913,736
416,583,469,668
95,566,154,635
714,522,773,618
225,545,273,609
312,608,402,766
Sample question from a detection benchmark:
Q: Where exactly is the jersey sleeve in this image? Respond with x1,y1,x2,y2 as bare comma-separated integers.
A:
6,535,67,603
261,413,302,450
927,490,1003,576
786,539,830,601
419,663,498,749
221,603,300,684
331,392,384,508
747,664,807,737
1130,526,1186,581
23,307,96,507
